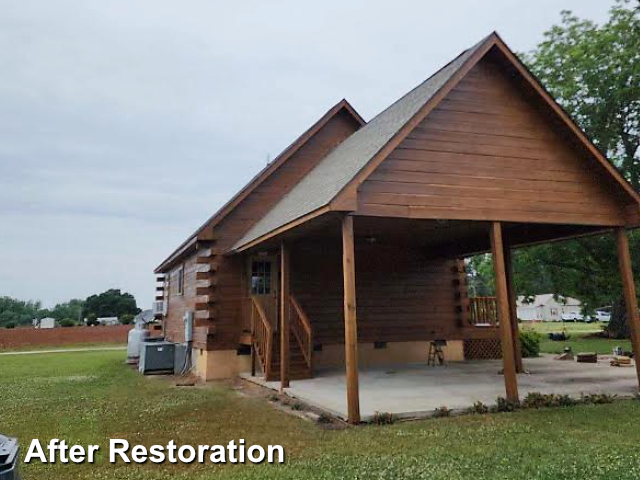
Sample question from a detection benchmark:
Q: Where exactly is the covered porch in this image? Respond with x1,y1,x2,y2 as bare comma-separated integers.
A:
238,215,640,423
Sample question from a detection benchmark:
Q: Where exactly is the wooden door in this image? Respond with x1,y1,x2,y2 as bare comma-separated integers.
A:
248,256,279,330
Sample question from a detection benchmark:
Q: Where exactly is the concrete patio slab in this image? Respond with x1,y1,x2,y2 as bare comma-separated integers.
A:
241,355,638,421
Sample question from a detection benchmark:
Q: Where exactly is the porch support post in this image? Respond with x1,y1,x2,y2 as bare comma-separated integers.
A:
342,215,360,424
504,245,524,373
280,241,290,390
615,227,640,388
490,221,519,403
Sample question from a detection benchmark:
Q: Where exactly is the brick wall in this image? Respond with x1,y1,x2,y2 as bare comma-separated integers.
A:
0,325,135,349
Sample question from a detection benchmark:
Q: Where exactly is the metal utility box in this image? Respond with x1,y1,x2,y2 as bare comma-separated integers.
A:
139,341,175,375
174,343,189,375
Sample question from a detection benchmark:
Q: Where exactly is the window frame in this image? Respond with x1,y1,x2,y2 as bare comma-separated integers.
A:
250,259,272,296
176,264,185,296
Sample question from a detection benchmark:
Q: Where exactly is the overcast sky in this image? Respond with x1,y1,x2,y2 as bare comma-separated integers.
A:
0,1,613,308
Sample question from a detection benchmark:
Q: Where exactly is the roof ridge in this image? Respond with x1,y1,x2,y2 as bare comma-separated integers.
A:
233,35,492,251
155,98,365,272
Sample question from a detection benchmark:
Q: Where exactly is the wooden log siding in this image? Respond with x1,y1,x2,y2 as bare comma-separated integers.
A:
161,109,361,350
290,240,474,346
162,256,197,343
357,57,628,226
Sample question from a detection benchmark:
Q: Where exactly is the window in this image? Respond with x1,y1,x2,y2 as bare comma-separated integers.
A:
250,261,271,295
550,308,558,316
177,265,184,295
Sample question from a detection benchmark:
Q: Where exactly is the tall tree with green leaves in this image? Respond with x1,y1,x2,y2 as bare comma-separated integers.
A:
0,296,44,327
525,0,640,189
471,1,640,336
82,289,140,319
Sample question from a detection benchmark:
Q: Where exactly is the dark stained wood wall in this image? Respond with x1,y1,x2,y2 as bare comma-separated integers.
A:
163,109,362,348
163,255,197,342
291,240,467,345
357,57,628,226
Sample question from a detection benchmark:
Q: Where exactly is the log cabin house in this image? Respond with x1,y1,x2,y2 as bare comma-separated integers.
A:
154,32,640,423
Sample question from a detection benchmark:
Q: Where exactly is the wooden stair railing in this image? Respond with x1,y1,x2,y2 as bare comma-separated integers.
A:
250,296,273,379
289,295,313,374
469,296,498,326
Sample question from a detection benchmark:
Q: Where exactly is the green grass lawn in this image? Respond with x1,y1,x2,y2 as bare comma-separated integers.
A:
521,321,632,355
521,321,604,336
5,349,640,480
0,342,126,352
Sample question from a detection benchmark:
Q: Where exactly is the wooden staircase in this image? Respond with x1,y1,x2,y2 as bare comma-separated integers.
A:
268,337,312,381
251,295,313,382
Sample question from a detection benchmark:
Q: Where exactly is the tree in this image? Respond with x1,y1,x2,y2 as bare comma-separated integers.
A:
50,299,84,323
524,2,640,189
466,1,640,336
0,296,45,328
86,313,99,326
517,1,640,334
82,289,140,319
466,255,495,297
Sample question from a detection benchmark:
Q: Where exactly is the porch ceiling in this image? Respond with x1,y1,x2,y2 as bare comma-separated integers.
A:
235,212,608,258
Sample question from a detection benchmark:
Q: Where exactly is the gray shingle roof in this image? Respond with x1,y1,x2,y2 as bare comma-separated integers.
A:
233,37,487,250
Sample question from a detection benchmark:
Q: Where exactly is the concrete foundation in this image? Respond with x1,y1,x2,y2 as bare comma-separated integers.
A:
194,341,464,380
315,340,464,369
194,349,252,380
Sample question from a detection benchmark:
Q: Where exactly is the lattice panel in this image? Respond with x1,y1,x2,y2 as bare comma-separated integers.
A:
464,339,502,360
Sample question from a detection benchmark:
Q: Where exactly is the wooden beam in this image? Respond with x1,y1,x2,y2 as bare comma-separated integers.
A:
280,242,290,390
233,206,331,253
615,228,640,388
251,345,256,377
504,245,524,373
490,222,519,402
342,215,360,423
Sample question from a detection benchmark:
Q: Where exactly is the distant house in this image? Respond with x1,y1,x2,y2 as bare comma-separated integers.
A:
516,294,581,322
33,317,56,329
96,317,119,326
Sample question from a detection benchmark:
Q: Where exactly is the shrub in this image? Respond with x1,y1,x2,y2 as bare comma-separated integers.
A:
59,318,76,328
522,392,549,409
86,314,99,326
267,394,280,402
522,392,577,409
494,396,519,412
372,412,395,425
520,330,541,358
120,314,135,325
317,412,333,424
433,406,451,418
291,402,303,411
581,393,616,404
466,401,489,414
5,322,16,329
554,394,577,407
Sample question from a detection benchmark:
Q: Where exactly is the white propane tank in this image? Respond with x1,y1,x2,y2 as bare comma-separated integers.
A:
127,326,150,364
